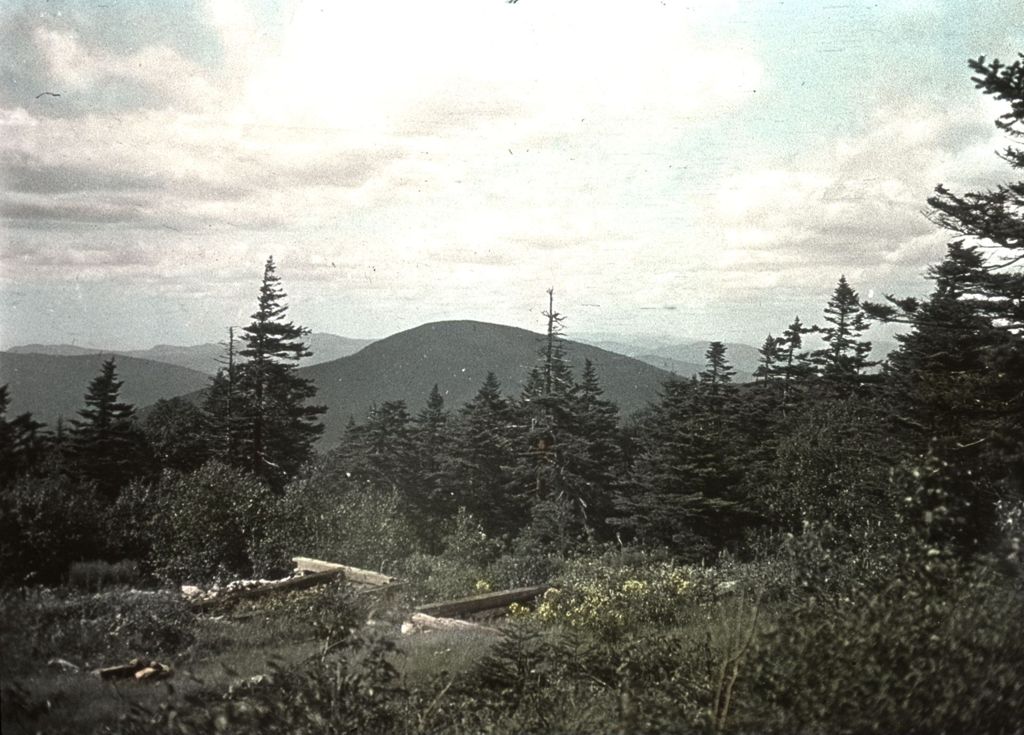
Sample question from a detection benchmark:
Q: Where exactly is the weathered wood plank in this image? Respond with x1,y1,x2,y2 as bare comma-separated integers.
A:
401,612,500,636
292,557,397,586
192,569,343,610
415,585,550,619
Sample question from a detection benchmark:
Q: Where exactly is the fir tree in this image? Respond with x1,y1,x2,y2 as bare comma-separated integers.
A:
235,257,326,487
344,400,416,492
925,55,1024,488
812,276,875,393
411,385,452,517
442,372,520,536
68,358,153,498
143,397,210,473
611,377,744,559
571,358,624,537
699,341,738,428
203,326,244,464
753,334,783,384
775,316,816,410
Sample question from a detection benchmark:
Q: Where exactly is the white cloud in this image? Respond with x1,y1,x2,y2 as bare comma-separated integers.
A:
1,0,1018,347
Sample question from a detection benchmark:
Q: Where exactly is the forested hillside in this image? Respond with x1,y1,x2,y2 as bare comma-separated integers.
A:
298,319,676,446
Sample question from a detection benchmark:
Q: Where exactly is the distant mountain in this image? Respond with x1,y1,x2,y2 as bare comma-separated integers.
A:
297,320,677,448
573,336,761,381
303,333,377,366
632,355,704,378
645,342,761,379
5,343,102,357
0,352,210,428
6,333,376,375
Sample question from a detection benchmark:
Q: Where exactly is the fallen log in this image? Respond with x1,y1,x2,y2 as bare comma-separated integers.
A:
415,585,550,619
135,662,172,681
192,569,343,610
95,658,171,681
292,557,397,586
401,612,500,636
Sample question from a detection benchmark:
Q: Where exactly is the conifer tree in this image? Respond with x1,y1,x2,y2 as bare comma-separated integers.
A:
611,377,744,558
203,326,245,464
571,358,624,536
515,290,578,502
699,341,738,429
235,257,325,487
925,55,1024,486
344,400,416,492
812,276,875,392
143,397,210,473
775,316,816,410
411,385,452,516
512,290,623,550
613,344,750,556
753,334,783,384
68,358,153,498
0,385,47,487
443,373,520,536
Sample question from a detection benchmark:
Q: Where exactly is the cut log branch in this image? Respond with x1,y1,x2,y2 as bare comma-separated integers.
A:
401,612,500,636
192,569,343,610
292,556,397,586
415,585,550,619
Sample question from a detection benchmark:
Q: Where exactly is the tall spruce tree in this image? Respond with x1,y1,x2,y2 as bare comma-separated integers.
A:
442,372,520,536
775,316,816,411
411,385,452,518
753,334,783,384
515,289,578,501
611,376,744,558
699,341,738,429
812,276,875,393
143,397,210,473
343,400,416,493
925,55,1024,491
235,256,325,487
68,358,153,498
512,290,621,551
571,358,624,538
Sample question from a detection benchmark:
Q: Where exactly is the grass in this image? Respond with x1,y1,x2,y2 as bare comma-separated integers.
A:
0,585,356,734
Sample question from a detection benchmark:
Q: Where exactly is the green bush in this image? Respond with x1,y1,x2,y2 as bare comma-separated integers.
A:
0,474,104,586
531,551,702,639
750,560,1024,734
150,462,275,584
399,509,504,603
256,470,422,577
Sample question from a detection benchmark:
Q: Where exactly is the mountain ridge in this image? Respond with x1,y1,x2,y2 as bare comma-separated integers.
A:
298,319,677,447
6,333,376,375
0,352,211,427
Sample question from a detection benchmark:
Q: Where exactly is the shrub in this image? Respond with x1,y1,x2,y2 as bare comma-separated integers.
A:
150,462,275,584
532,551,699,639
750,558,1024,734
398,509,504,603
256,470,422,577
0,474,104,586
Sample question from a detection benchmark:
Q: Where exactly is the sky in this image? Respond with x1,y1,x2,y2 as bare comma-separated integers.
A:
1,0,1023,351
